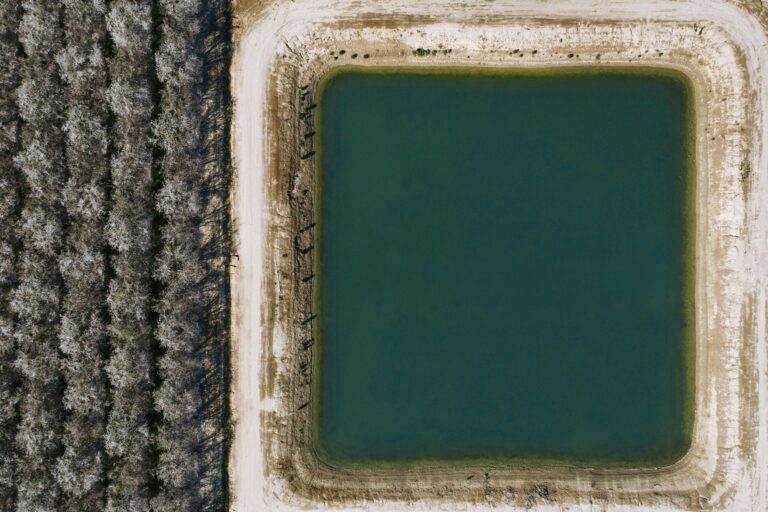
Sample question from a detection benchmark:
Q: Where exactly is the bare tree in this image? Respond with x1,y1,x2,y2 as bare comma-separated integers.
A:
152,1,207,509
54,1,109,509
0,1,21,509
11,0,66,509
104,1,155,510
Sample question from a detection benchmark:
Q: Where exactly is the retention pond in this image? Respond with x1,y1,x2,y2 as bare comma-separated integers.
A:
313,68,694,468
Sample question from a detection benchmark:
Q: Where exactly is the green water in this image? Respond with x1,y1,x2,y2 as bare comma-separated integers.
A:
314,68,694,468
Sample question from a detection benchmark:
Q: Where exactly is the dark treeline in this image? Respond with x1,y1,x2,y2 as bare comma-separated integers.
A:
154,0,232,509
0,1,21,509
198,0,233,505
0,0,232,509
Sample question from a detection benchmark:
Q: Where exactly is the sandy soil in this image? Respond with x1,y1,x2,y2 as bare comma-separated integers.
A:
229,1,768,509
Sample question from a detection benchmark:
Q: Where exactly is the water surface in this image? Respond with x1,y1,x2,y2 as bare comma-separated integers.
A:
314,69,694,467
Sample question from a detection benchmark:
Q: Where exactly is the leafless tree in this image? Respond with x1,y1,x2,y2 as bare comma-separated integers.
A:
11,0,66,509
54,1,109,509
104,1,155,510
151,1,207,509
0,1,22,509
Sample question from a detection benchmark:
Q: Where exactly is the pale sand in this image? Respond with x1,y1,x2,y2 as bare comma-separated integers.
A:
229,1,768,509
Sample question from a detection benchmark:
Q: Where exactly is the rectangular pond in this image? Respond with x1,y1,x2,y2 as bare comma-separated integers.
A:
313,68,694,467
